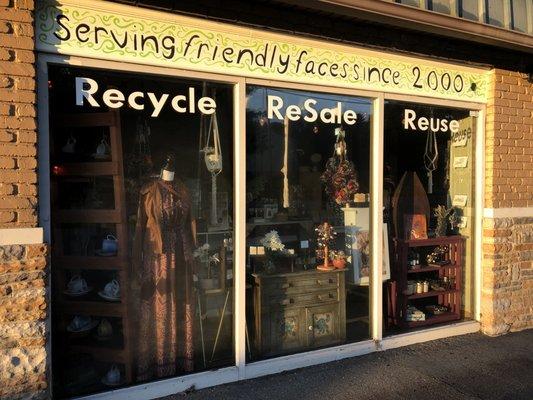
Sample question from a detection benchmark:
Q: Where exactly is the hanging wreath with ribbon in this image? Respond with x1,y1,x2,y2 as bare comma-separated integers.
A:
320,127,359,205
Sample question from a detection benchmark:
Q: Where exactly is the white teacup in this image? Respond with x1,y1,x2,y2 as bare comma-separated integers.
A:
62,137,76,153
67,275,88,294
101,235,118,254
105,365,120,384
70,315,91,331
96,138,110,156
103,279,120,298
97,319,113,338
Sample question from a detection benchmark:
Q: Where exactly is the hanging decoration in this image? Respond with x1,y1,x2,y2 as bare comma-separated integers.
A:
281,115,290,208
423,114,438,194
203,95,223,227
320,127,359,205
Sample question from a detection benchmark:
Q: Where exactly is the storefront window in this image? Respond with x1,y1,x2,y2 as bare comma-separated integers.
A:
48,66,234,397
245,86,372,361
383,101,476,335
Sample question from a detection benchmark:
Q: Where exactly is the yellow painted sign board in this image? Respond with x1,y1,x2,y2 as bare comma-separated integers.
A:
36,0,489,102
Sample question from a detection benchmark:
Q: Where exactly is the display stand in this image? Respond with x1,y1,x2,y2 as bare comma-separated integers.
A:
393,236,464,328
51,111,133,389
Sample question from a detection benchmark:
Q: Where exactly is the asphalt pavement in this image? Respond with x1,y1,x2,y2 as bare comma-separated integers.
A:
162,329,533,400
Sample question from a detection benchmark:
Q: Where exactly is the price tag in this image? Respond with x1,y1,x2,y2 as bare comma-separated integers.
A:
452,195,468,207
453,156,468,168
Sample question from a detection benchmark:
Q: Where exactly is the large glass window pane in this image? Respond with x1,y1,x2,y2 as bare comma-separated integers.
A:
461,0,481,21
383,101,476,336
486,0,506,27
398,0,423,8
429,0,453,14
245,86,373,361
511,0,528,32
48,65,235,397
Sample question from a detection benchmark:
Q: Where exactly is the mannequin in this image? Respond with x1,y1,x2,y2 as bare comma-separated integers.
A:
132,154,197,381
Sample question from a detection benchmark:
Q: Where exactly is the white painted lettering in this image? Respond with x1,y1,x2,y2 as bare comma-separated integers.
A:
75,77,99,107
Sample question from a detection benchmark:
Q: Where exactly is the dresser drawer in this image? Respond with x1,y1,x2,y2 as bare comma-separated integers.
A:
265,290,339,308
263,273,339,295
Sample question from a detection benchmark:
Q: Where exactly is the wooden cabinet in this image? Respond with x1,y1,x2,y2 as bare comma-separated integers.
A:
393,236,464,328
252,269,346,357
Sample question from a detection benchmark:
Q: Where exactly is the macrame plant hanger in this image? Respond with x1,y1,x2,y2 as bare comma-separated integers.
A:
423,110,438,194
203,89,223,227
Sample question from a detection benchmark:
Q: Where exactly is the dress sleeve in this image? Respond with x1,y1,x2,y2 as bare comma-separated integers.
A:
132,189,148,282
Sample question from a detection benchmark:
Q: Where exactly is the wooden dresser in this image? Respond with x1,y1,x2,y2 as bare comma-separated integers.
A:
252,269,346,357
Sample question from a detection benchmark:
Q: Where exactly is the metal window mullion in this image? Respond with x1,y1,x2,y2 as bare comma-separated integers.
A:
504,0,513,29
480,0,488,23
370,95,385,343
526,0,533,34
450,0,458,16
474,107,486,322
233,80,247,378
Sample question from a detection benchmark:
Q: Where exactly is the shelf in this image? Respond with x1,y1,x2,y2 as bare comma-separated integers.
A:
53,162,119,176
55,209,122,224
396,236,464,247
407,264,458,274
407,289,459,299
56,112,118,128
405,312,460,328
68,345,127,363
58,300,125,317
54,256,127,270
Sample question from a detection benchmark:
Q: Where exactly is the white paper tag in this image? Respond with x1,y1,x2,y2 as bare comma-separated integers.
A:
452,195,468,207
453,156,468,168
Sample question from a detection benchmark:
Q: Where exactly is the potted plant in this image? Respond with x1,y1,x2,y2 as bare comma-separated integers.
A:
330,250,347,269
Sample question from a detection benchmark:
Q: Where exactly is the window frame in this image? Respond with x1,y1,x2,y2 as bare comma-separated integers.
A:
37,52,485,400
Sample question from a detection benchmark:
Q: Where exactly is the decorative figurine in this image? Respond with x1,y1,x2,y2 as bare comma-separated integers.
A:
315,222,337,271
434,205,455,237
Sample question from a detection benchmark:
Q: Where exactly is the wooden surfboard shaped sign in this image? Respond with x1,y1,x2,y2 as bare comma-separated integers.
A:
391,171,430,239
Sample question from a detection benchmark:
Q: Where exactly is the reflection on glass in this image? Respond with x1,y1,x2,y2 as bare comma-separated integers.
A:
511,0,528,32
486,0,506,27
399,0,422,8
245,86,372,361
430,0,452,14
383,101,475,336
461,0,480,21
49,66,234,398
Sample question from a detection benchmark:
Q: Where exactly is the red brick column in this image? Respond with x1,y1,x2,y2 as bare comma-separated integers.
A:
482,69,533,335
0,1,48,399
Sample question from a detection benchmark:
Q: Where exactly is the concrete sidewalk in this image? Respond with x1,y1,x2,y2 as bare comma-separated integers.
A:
164,330,533,400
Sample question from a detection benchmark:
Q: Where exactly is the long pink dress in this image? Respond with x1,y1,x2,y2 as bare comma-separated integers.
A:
134,180,195,381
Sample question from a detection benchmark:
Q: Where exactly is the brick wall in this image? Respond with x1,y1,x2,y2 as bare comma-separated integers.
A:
481,69,533,335
0,1,47,399
0,244,47,400
0,0,38,227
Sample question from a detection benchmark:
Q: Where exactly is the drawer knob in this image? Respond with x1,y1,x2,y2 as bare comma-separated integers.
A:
281,283,292,289
308,325,313,331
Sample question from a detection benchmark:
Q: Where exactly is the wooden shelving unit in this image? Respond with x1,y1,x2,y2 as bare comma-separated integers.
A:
51,110,133,390
393,236,464,329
